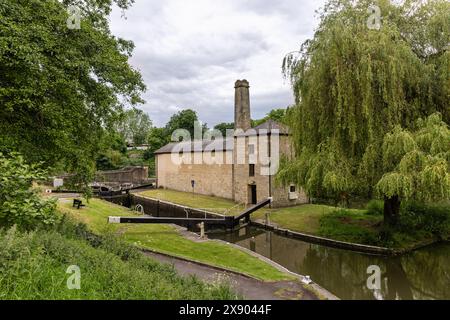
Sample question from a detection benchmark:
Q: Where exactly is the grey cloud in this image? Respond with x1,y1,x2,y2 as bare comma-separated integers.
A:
110,0,324,127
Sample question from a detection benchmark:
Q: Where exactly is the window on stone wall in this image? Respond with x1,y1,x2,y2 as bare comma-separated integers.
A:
249,164,255,177
290,185,296,193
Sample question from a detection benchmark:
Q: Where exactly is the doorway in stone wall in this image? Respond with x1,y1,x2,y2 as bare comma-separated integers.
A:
248,185,257,205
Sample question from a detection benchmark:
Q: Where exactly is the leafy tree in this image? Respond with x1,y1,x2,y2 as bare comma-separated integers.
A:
0,0,145,191
95,131,127,170
252,108,287,127
376,113,450,224
213,109,288,134
116,108,152,146
278,0,449,225
0,153,57,230
95,149,125,171
214,122,234,136
164,109,207,139
146,127,168,155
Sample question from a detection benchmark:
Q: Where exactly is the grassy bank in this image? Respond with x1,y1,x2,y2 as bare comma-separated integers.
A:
253,205,384,243
57,198,291,281
253,204,370,234
136,189,449,249
138,189,242,215
255,202,448,249
0,225,237,299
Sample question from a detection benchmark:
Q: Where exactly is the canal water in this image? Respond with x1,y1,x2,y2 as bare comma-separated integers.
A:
209,226,450,300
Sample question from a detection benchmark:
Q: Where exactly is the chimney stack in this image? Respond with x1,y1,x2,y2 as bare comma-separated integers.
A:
234,79,251,131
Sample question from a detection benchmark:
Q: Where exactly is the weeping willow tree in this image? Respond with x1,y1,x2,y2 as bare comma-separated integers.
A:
279,0,449,225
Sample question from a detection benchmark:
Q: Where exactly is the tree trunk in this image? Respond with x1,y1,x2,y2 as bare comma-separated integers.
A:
383,195,400,226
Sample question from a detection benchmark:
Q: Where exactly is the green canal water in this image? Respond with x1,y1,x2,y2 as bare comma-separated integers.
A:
210,226,450,300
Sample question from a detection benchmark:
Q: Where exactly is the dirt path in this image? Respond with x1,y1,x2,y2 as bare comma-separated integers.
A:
143,251,319,300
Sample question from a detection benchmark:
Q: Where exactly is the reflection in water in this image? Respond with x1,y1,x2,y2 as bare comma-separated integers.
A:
210,226,450,300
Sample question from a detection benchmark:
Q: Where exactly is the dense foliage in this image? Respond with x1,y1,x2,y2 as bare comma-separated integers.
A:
279,0,449,224
164,109,207,139
116,108,153,146
0,0,145,188
0,153,57,230
375,113,449,223
319,201,450,247
252,108,288,127
214,122,235,136
0,218,238,299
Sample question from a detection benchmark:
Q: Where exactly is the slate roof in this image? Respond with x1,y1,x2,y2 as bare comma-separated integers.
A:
154,120,289,154
154,138,233,154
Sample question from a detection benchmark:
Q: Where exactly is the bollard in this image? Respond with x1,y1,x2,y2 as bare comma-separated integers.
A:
250,237,256,252
265,212,270,226
200,222,205,239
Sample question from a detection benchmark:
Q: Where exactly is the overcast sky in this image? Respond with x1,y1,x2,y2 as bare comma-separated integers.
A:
109,0,326,127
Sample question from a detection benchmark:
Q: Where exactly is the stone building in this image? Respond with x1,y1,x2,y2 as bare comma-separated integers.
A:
154,80,309,208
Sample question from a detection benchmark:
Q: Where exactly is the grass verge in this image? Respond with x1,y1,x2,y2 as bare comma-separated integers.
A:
57,198,292,281
0,224,238,299
137,189,243,215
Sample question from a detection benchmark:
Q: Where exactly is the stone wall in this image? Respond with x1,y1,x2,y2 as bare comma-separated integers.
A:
232,134,270,205
156,151,233,199
155,135,309,207
269,135,309,207
233,134,309,207
95,166,149,185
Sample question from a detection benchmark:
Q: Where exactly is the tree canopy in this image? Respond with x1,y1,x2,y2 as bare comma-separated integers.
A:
116,108,152,146
376,114,450,201
214,122,235,136
0,0,145,187
164,109,207,139
279,0,449,223
146,127,167,154
252,108,288,127
0,152,57,230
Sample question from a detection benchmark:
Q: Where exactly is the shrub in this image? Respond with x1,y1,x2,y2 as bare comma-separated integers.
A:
366,200,384,215
318,209,380,245
399,202,450,238
0,153,57,230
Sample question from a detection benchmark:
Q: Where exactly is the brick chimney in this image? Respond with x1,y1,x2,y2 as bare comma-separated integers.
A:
234,79,251,131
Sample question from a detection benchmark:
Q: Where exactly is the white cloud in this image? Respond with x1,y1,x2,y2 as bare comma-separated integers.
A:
109,0,326,127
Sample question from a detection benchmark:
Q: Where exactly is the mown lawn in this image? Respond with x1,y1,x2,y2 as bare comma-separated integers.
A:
57,198,291,281
136,190,384,244
253,204,378,236
133,189,438,248
253,204,340,234
138,189,244,215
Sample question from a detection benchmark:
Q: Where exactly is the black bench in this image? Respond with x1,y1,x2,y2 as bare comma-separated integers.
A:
73,199,86,209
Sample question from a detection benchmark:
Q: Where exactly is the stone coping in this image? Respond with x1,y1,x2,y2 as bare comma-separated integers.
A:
251,220,441,256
